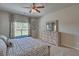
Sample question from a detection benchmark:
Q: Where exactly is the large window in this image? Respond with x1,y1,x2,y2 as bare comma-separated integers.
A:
14,22,29,37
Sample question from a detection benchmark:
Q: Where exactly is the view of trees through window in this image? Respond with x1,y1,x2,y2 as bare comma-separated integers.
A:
14,22,29,37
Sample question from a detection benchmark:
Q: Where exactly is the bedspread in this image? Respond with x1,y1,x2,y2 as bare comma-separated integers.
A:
7,37,50,56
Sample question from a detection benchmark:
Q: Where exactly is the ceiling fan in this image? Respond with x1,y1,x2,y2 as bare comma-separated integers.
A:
23,3,44,13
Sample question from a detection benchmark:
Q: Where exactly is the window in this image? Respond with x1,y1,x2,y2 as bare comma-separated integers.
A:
14,22,29,37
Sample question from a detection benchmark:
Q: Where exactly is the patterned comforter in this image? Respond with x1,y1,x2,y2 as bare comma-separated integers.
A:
7,37,50,56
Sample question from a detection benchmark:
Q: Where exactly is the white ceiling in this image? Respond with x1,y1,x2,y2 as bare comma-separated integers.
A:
0,3,78,17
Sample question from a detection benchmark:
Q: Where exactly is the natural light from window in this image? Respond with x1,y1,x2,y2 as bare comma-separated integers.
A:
14,22,29,37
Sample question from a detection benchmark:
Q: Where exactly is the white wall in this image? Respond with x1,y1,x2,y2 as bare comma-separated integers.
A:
0,11,9,37
39,5,79,49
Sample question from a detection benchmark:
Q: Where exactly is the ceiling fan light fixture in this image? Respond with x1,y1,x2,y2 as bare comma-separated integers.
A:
23,3,44,13
32,9,37,13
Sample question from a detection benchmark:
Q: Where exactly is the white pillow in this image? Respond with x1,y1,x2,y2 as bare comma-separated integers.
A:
0,35,8,45
7,39,13,47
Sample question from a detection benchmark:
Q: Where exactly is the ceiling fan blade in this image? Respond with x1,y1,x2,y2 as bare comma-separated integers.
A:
32,3,36,8
36,6,44,8
34,9,40,13
23,7,31,8
33,3,35,6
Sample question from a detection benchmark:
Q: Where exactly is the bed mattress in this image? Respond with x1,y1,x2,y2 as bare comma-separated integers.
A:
7,37,50,56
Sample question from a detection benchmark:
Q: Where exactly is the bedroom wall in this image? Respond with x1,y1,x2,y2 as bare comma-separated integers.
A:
39,5,79,49
0,11,9,37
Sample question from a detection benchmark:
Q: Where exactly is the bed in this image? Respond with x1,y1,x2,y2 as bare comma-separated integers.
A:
6,37,50,56
0,39,7,56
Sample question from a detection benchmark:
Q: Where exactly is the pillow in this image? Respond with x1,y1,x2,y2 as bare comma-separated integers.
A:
7,39,13,47
0,35,13,47
7,41,13,47
0,35,8,45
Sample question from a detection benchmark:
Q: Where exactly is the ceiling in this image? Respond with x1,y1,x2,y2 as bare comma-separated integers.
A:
0,3,78,17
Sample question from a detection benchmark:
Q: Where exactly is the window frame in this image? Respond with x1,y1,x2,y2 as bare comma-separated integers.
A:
14,22,30,38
